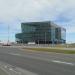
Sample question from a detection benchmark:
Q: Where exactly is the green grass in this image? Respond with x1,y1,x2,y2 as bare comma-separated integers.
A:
25,48,75,54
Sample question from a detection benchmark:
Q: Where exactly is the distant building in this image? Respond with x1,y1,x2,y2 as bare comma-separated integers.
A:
15,21,66,44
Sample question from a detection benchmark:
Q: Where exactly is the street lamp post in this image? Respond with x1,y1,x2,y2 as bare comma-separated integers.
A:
51,27,55,47
38,40,39,46
38,33,39,45
8,25,9,43
45,32,46,44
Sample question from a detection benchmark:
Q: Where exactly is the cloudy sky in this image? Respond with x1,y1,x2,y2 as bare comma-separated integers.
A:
0,0,75,43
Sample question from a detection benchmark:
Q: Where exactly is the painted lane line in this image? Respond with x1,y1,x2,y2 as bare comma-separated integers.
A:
8,53,21,56
8,53,75,66
52,60,74,66
0,61,38,75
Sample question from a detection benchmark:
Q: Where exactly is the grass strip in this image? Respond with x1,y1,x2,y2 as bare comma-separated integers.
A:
25,48,75,54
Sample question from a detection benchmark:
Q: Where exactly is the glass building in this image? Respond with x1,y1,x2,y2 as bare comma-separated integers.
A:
15,21,66,44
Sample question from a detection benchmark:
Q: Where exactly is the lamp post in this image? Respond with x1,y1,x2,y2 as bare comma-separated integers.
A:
8,25,9,44
38,40,39,46
51,27,55,47
38,33,39,45
45,32,46,44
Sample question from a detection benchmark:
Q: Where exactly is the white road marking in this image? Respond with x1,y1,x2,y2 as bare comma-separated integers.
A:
0,61,38,75
52,60,74,66
9,68,13,71
4,66,8,68
8,53,75,66
8,53,21,56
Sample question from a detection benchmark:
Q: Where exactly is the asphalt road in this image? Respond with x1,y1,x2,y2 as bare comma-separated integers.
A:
0,46,75,75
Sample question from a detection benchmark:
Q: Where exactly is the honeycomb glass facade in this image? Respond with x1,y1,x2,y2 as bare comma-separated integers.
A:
15,21,66,44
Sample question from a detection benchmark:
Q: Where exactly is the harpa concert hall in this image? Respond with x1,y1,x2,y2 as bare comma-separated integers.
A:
15,21,66,44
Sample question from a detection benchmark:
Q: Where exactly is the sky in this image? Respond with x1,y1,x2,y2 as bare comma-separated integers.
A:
0,0,75,43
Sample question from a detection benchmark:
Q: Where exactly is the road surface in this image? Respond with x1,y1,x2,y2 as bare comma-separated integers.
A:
0,46,75,75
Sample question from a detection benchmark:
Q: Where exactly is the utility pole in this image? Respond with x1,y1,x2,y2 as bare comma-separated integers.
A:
45,32,46,44
8,25,9,44
51,27,54,47
38,40,39,46
38,33,39,46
